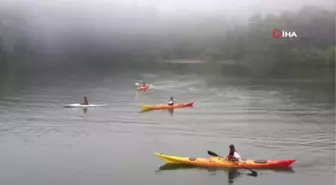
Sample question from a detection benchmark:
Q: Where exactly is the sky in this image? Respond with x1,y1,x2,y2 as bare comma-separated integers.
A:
113,0,334,14
2,0,335,15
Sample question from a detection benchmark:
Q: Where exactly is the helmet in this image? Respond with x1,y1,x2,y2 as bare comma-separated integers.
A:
170,97,173,99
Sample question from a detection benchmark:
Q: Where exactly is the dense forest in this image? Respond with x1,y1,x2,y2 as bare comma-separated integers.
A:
0,2,335,67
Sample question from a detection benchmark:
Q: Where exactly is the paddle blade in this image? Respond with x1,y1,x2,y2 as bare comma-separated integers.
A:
246,168,258,175
207,151,220,157
248,172,258,177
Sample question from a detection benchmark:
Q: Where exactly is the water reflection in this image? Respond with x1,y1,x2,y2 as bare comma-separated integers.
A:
156,164,295,184
139,109,174,115
140,109,153,113
227,169,243,184
83,108,88,114
168,109,174,116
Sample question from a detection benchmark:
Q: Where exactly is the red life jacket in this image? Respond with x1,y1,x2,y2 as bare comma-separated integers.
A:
227,149,238,160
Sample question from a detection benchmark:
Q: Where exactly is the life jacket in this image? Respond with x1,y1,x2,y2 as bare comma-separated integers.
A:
168,100,174,105
83,99,88,105
227,150,241,160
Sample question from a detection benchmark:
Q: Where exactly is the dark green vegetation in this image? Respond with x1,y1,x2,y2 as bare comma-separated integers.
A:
216,6,335,67
0,4,334,67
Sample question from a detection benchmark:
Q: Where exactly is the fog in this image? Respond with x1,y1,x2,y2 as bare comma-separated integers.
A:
0,0,334,61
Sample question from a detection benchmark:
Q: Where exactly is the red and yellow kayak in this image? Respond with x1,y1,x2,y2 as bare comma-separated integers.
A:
156,153,295,169
141,102,194,111
137,84,150,91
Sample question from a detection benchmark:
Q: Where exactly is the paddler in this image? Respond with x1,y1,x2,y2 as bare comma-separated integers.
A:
82,97,88,105
141,82,147,88
226,144,242,161
168,97,174,106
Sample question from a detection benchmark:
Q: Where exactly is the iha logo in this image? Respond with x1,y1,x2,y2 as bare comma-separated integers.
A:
272,28,298,39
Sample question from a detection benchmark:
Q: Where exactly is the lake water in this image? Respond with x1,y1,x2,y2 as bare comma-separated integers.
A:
0,62,334,185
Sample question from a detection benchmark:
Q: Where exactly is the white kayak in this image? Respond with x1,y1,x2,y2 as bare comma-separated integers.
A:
64,104,108,108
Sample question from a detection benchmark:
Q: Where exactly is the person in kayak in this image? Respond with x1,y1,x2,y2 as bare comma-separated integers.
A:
82,97,88,105
226,144,242,161
141,82,147,89
168,97,174,106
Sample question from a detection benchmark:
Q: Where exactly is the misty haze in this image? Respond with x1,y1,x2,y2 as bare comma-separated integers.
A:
0,0,335,185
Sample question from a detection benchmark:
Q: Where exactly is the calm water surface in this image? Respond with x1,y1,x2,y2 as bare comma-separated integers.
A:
0,63,334,185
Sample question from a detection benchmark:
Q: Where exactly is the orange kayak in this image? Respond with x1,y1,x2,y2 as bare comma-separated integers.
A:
141,102,194,110
156,153,295,169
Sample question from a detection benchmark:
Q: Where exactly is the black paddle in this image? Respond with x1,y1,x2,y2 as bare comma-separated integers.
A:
207,150,258,176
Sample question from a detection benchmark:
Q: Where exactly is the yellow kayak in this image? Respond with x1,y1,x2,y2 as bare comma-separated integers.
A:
141,102,194,111
155,153,295,169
